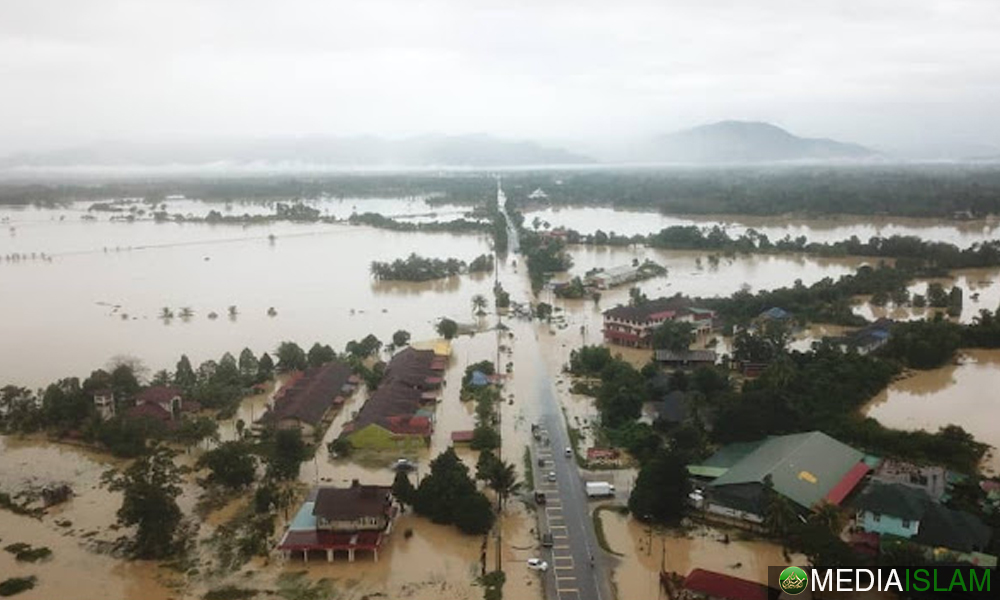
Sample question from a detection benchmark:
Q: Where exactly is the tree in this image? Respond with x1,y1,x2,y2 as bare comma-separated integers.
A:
628,450,689,525
472,294,488,316
392,330,411,348
275,341,307,372
102,446,184,559
257,353,275,382
110,363,141,397
437,318,459,340
475,450,501,483
238,348,258,383
414,448,493,534
307,343,336,367
762,477,798,538
392,470,416,505
198,441,257,489
175,355,196,389
266,428,308,480
651,321,695,352
535,302,553,321
470,424,500,451
216,352,240,385
486,460,521,510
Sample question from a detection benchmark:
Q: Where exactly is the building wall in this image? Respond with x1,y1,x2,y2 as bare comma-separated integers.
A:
705,502,764,524
857,510,920,538
317,515,388,532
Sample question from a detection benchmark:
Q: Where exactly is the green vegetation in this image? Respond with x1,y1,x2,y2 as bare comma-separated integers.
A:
204,586,259,600
480,571,506,600
413,448,495,534
370,253,466,281
503,166,1000,218
263,428,310,481
0,577,36,597
475,450,522,509
197,441,257,490
469,254,495,273
522,447,534,493
436,317,459,339
629,450,690,525
349,212,489,234
102,446,185,559
3,543,52,562
651,321,695,352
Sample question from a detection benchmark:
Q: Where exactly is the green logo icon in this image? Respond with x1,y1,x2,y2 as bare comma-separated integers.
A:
778,566,809,595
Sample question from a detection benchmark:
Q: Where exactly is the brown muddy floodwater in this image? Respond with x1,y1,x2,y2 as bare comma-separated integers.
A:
864,349,1000,474
599,510,806,600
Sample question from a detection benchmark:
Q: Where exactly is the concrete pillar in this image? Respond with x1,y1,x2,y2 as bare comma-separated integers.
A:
327,549,333,562
303,550,308,564
374,549,379,562
349,549,355,562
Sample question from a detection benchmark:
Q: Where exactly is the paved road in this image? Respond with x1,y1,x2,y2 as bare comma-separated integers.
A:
527,339,610,600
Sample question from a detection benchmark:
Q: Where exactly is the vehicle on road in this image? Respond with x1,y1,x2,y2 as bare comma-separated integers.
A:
537,457,545,466
585,481,616,498
393,458,416,471
527,558,549,571
547,471,557,482
564,447,573,457
542,532,554,547
534,491,547,505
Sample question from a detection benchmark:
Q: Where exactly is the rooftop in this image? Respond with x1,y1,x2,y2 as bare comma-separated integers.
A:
258,361,354,427
312,483,393,521
137,386,182,406
603,297,691,322
709,431,864,509
683,568,772,600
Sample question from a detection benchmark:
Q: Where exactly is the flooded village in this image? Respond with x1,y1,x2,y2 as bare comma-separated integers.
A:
2,172,1000,600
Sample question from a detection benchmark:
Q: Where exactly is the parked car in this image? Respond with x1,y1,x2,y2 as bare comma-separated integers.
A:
527,558,549,571
547,471,557,482
541,532,554,548
537,457,545,467
393,458,416,472
564,447,573,457
534,491,547,505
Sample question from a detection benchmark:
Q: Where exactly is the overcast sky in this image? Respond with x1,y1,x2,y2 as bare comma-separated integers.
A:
2,0,999,156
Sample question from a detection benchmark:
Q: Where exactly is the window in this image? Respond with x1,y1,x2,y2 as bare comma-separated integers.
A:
901,519,910,528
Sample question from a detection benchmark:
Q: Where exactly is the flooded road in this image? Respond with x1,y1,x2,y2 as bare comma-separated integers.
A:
864,349,1000,474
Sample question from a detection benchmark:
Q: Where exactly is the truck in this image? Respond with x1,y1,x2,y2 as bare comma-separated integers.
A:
585,481,616,498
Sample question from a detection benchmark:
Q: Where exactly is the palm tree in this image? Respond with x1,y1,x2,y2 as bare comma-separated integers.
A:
179,307,194,321
160,307,174,320
487,460,522,510
472,294,488,316
228,305,238,319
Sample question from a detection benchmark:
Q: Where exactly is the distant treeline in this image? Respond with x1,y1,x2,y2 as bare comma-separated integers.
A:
502,165,1000,217
560,225,1000,270
0,174,495,206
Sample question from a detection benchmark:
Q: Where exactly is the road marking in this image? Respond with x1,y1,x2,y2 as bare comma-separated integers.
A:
554,544,571,550
553,556,574,568
545,506,563,515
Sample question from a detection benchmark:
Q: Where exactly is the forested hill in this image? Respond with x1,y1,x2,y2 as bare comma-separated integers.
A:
642,121,875,163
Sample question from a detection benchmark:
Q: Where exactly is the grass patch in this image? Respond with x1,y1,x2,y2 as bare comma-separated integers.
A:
561,409,586,468
0,577,36,597
592,506,625,557
204,586,259,600
522,447,534,492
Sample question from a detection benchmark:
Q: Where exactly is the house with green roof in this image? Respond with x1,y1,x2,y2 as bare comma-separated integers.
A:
853,481,996,567
689,431,869,524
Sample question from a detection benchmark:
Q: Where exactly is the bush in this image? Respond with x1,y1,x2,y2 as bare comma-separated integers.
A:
0,577,36,597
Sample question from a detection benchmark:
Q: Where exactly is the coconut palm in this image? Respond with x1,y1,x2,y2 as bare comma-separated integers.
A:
160,307,174,320
487,460,522,510
472,294,488,316
228,305,238,318
179,307,194,320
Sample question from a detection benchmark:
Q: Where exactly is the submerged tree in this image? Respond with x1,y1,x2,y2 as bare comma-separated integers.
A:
103,446,184,559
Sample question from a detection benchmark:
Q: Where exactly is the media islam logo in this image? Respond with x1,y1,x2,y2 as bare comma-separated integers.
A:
778,566,809,595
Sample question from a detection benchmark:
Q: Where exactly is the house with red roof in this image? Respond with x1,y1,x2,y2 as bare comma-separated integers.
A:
277,481,396,563
256,361,355,436
126,386,197,424
603,297,715,348
677,568,775,600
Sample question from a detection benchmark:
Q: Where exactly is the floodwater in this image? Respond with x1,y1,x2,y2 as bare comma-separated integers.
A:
524,206,1000,246
854,268,1000,324
864,349,1000,474
599,510,806,600
4,196,1000,599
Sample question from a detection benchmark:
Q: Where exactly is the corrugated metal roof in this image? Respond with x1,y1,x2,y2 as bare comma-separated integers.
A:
710,431,863,509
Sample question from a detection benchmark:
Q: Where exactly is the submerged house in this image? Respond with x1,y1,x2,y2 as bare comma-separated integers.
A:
654,349,717,369
256,361,355,436
93,389,116,420
340,347,446,450
852,481,996,567
278,482,396,562
126,386,198,424
688,431,869,524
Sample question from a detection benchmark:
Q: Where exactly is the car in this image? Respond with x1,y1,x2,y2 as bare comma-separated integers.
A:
534,491,547,505
547,471,557,482
541,532,554,548
564,447,572,457
537,457,545,467
527,558,549,571
393,458,416,471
